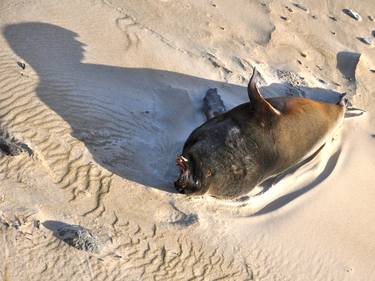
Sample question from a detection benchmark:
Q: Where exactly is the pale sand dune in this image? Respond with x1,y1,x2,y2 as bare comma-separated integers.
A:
0,0,374,280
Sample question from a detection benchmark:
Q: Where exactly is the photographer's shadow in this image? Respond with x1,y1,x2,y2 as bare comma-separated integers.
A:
3,22,245,192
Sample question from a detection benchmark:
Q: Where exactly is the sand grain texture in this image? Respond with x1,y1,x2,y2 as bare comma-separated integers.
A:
0,0,374,280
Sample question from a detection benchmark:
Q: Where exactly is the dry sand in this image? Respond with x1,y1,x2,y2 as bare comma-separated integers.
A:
0,0,374,280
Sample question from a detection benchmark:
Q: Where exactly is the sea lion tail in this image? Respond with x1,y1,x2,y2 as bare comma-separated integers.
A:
248,68,280,115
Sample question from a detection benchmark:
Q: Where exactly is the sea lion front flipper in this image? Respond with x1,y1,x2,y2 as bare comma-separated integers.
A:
203,88,226,120
248,68,280,116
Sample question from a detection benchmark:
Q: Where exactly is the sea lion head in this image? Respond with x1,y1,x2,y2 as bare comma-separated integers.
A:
174,154,205,195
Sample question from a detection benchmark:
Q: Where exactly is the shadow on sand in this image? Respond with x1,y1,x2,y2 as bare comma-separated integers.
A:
43,220,100,252
4,22,344,214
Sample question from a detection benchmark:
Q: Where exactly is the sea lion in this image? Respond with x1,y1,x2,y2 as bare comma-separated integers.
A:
175,68,346,199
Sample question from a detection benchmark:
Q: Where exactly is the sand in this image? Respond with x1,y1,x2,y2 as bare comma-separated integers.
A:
0,0,374,280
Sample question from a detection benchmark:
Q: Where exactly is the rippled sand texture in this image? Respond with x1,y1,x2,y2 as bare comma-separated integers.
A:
0,0,375,280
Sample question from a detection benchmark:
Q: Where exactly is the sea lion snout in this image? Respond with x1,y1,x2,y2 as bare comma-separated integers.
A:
174,155,201,194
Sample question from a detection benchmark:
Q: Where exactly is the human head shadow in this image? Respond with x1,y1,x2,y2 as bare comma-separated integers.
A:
3,22,345,199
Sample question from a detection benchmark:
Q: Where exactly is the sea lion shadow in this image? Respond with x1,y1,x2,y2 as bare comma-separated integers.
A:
3,22,344,200
252,147,341,216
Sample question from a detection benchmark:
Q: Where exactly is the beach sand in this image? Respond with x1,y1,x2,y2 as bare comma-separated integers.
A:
0,0,374,280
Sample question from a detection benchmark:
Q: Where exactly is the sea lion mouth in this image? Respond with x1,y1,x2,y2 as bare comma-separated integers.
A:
174,155,200,194
176,155,188,174
175,155,189,192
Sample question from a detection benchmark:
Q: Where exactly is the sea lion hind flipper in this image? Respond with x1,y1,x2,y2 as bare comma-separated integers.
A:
337,92,348,107
248,68,280,116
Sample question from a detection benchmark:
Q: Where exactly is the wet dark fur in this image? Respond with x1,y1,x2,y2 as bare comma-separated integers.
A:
175,69,345,199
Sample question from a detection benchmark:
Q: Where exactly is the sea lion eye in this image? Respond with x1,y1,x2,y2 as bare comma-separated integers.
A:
205,169,212,177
